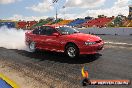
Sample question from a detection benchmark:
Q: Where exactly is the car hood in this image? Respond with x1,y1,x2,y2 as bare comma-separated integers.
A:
67,33,101,42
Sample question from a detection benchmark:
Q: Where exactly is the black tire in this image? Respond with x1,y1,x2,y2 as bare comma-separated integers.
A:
65,44,79,58
29,41,36,52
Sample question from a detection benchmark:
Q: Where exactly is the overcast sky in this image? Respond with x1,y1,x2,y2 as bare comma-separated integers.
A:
0,0,131,21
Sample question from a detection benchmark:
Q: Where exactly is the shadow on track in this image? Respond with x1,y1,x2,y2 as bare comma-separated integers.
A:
15,50,102,64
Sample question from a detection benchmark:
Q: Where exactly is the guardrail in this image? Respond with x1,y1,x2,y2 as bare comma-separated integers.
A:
78,28,132,35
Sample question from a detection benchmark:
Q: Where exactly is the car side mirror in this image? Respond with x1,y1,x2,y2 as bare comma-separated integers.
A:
52,33,60,36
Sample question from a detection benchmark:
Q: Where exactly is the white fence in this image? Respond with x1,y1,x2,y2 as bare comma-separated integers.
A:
78,28,132,35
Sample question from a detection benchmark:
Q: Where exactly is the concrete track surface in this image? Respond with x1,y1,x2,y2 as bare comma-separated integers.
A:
0,35,132,88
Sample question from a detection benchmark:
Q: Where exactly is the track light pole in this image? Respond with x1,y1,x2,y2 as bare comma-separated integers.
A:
53,0,59,23
56,6,58,22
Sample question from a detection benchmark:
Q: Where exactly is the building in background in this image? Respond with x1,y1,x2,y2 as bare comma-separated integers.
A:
82,16,114,28
17,20,27,29
128,5,132,20
27,21,38,29
0,20,17,28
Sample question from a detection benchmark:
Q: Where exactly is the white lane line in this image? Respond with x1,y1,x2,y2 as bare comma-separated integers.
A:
105,41,132,46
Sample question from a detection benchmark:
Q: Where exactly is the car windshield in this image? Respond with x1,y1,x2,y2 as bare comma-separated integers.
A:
57,27,80,35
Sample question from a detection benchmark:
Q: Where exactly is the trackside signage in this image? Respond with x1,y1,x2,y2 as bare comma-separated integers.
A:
81,67,131,86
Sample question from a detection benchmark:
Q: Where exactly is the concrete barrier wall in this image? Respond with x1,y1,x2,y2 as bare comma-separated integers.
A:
78,28,132,35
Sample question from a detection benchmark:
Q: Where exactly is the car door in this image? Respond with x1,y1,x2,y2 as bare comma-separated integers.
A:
43,26,62,51
31,27,42,49
37,26,48,49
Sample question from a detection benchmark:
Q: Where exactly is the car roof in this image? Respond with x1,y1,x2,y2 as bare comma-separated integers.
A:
42,25,56,28
41,25,70,29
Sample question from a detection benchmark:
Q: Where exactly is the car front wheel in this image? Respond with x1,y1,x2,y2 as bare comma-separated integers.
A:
65,44,79,58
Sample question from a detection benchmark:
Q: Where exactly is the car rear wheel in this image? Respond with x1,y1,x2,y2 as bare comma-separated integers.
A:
29,41,36,52
65,44,79,58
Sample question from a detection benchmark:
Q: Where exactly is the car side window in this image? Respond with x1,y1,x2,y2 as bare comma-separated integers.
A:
45,27,57,36
39,26,46,35
32,28,40,34
40,27,57,36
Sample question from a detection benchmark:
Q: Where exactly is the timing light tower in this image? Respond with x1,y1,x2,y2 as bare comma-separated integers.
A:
62,6,66,20
53,0,59,22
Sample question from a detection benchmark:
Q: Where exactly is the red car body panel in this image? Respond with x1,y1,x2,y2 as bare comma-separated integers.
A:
25,26,104,55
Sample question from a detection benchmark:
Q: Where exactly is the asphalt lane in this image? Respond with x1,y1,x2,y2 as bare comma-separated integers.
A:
0,35,132,88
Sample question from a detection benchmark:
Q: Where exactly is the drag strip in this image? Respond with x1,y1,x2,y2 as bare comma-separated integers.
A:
0,35,132,88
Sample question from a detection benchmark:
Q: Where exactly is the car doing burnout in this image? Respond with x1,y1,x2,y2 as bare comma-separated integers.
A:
25,25,104,58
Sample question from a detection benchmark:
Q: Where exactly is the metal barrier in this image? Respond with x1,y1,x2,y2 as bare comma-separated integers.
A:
78,28,132,35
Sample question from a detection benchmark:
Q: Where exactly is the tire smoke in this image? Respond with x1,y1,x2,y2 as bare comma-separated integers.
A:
0,26,28,50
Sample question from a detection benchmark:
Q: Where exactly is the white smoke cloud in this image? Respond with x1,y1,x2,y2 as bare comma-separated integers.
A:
0,26,28,50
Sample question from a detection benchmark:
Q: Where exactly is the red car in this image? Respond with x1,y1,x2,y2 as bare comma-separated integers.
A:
25,26,104,58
